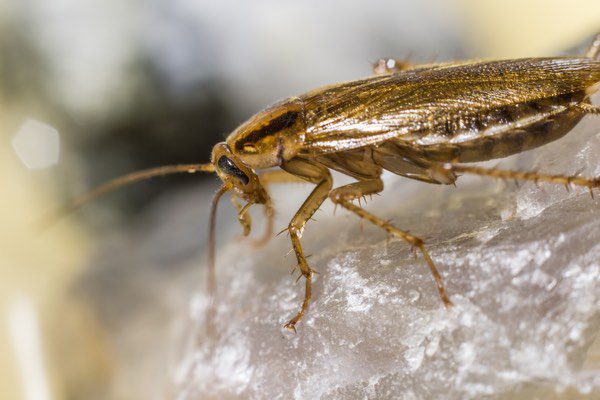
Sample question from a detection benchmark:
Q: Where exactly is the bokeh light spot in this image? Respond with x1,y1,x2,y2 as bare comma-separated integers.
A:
12,119,60,170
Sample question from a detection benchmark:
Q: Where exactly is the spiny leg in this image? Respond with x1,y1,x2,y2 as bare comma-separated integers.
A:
329,178,453,307
574,103,600,115
438,163,600,195
280,159,332,331
231,195,252,236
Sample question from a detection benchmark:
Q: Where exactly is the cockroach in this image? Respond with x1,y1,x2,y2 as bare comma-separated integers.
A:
60,34,600,332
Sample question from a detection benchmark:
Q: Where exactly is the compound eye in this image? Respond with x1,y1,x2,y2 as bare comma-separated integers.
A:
217,156,250,185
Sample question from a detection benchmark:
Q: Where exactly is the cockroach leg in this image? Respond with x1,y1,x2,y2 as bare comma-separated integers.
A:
329,178,453,308
372,58,413,75
329,178,383,203
231,195,252,236
586,33,600,60
280,159,333,332
574,103,600,115
440,164,600,193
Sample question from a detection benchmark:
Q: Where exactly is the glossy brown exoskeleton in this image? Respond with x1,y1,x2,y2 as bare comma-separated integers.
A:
65,34,600,332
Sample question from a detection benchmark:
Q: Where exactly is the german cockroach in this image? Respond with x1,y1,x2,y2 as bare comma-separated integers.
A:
60,34,600,332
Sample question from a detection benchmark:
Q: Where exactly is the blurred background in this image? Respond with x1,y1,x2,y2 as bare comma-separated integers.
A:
1,0,599,399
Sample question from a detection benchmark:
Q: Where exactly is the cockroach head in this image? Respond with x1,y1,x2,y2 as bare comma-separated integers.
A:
211,142,269,205
225,97,305,169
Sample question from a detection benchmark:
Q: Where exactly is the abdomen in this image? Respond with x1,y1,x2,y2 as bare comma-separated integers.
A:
395,91,587,163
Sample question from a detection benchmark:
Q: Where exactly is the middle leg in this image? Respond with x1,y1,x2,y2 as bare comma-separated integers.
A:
329,178,453,307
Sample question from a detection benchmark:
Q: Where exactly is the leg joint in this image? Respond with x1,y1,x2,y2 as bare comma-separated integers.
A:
288,224,303,238
328,190,347,204
411,237,424,247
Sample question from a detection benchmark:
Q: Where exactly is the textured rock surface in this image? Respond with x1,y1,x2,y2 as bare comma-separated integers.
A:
169,108,600,399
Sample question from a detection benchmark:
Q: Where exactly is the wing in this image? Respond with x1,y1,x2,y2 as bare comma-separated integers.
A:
298,57,600,154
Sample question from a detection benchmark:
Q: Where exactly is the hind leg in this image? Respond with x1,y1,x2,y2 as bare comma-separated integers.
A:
574,103,600,115
437,164,600,196
329,178,453,307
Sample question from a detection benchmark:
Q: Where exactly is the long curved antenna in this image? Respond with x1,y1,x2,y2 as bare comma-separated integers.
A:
207,185,230,340
38,163,215,229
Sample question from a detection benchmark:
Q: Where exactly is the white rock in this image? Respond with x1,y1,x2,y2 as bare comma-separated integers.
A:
170,110,600,399
12,119,60,170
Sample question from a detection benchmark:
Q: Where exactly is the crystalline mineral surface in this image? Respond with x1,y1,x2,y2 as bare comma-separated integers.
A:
168,112,600,399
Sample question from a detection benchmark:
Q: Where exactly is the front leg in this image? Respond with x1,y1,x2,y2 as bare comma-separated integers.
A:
251,170,307,247
231,195,252,236
280,158,333,332
437,163,600,195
